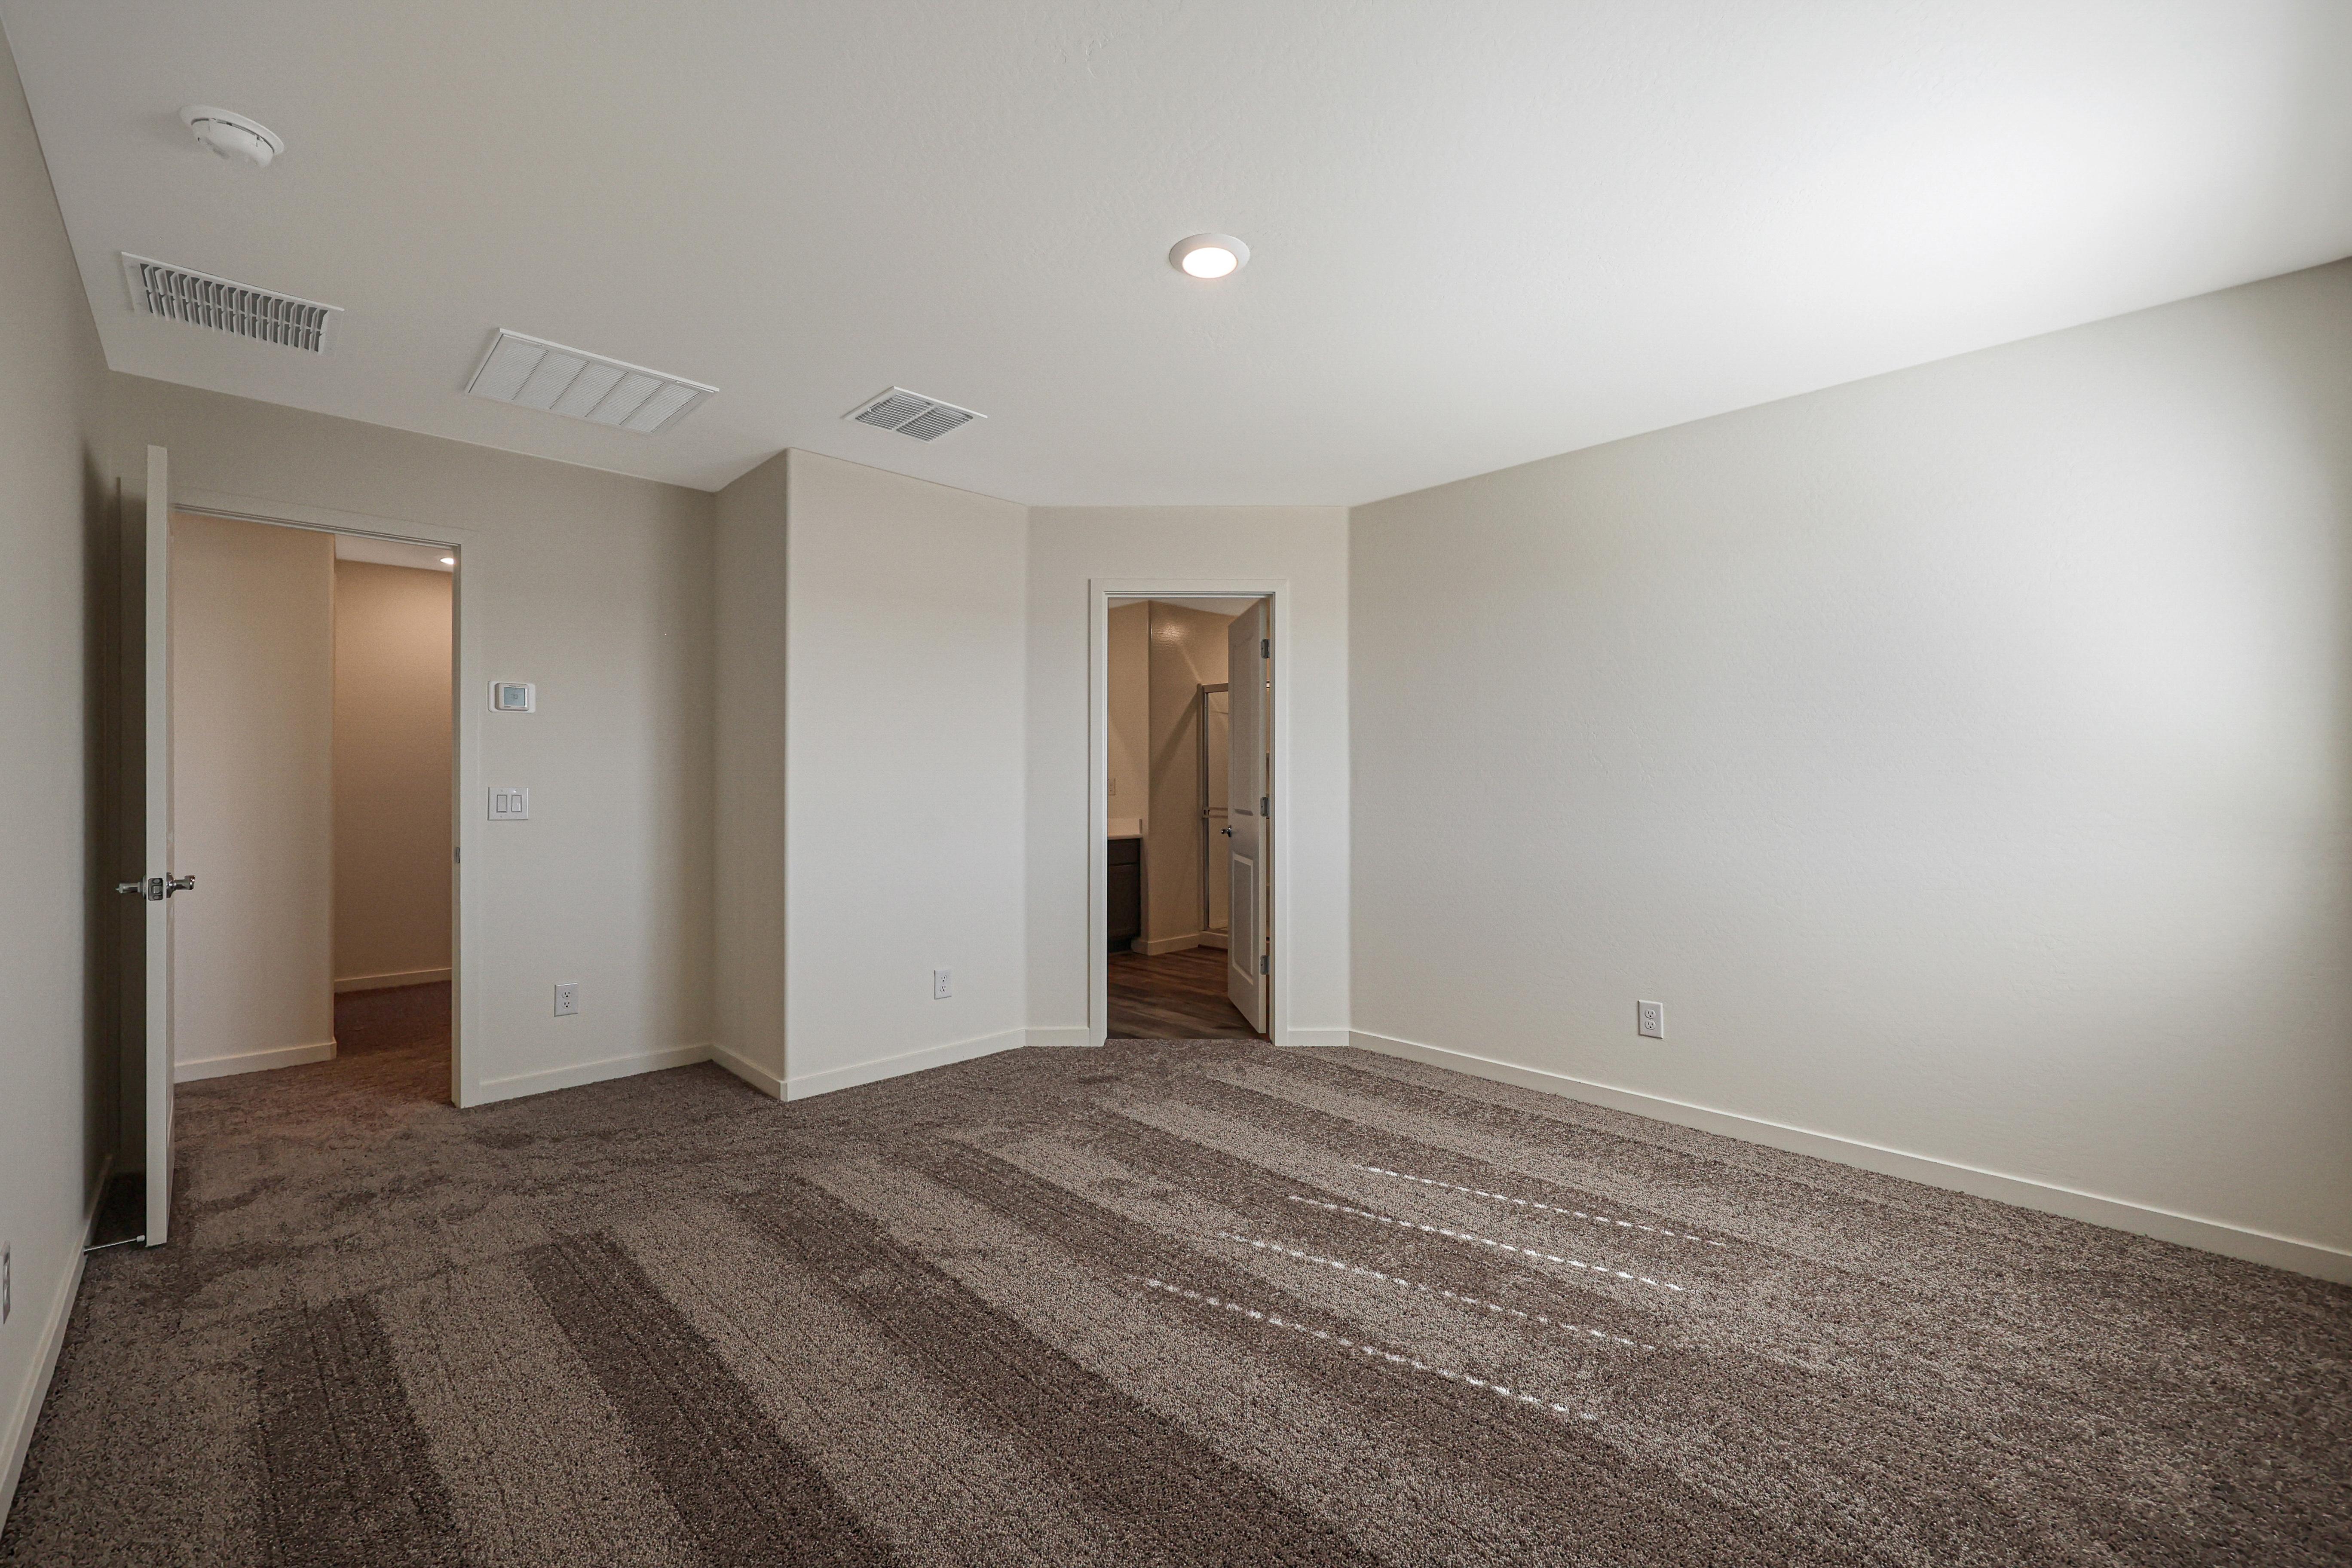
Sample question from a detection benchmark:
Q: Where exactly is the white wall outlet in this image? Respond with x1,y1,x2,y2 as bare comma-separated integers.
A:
1637,1000,1665,1039
553,982,580,1017
489,787,531,820
932,968,952,1000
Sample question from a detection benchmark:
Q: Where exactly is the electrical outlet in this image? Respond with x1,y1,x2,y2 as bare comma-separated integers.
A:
932,968,952,1000
553,982,580,1017
1637,1001,1665,1040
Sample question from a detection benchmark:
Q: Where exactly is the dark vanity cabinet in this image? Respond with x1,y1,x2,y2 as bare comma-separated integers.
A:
1107,836,1142,950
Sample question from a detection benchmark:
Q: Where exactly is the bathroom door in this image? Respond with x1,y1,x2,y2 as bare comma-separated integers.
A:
1224,602,1268,1032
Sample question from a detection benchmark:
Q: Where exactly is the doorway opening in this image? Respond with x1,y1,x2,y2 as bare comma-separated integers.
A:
172,515,455,1096
1097,591,1275,1043
113,448,466,1248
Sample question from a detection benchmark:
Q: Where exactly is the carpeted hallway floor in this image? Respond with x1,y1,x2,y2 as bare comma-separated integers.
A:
5,993,2348,1566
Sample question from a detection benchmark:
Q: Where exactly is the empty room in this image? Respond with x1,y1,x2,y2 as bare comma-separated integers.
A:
2,4,2346,1565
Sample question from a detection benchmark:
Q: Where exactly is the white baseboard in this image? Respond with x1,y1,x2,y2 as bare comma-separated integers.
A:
176,1038,336,1082
467,1043,713,1106
2,1153,110,1532
1279,1027,1352,1049
1346,1029,2352,1286
708,1041,785,1099
333,966,450,994
1026,1026,1096,1048
786,1028,1026,1101
1136,933,1205,956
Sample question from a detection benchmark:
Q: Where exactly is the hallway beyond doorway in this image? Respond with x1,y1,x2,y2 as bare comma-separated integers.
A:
1106,947,1260,1041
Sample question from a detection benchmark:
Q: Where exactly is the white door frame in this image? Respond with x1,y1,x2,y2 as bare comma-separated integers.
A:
174,488,478,1106
1087,578,1292,1047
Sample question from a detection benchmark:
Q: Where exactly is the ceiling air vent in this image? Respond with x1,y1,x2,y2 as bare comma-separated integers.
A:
121,252,340,352
847,386,984,442
465,329,716,435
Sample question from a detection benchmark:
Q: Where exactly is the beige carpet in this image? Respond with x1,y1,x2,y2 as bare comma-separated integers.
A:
5,983,2347,1565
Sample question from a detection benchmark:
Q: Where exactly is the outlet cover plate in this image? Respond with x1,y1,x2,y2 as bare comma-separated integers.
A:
1637,1001,1665,1039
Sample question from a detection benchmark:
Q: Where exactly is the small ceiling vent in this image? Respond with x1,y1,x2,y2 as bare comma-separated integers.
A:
847,386,984,442
121,252,340,352
465,329,716,435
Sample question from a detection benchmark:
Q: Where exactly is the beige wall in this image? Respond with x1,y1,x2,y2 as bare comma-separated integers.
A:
1106,603,1148,829
779,452,1029,1095
170,514,336,1078
102,374,715,1106
712,451,790,1090
333,560,453,990
1142,602,1236,948
0,20,112,1524
1351,259,2352,1280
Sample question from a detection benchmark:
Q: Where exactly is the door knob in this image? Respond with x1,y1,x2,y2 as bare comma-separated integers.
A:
165,874,196,895
1220,827,1234,837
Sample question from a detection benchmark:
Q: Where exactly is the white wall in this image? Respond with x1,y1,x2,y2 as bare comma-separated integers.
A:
1351,260,2352,1279
171,513,336,1079
104,375,716,1107
1143,600,1237,948
712,451,790,1092
1027,508,1350,1045
780,451,1029,1096
332,560,454,991
0,17,110,1528
1106,602,1147,829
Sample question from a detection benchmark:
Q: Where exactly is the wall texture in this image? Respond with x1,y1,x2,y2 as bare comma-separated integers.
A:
1143,601,1236,949
333,560,453,992
781,452,1029,1095
0,17,111,1526
102,375,716,1107
712,451,790,1092
1027,508,1350,1046
1106,602,1148,829
171,514,336,1078
1351,260,2352,1278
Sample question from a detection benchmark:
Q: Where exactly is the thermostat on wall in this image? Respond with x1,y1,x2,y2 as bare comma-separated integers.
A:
491,681,535,712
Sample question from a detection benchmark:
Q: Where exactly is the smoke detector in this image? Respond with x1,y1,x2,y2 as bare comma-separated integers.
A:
180,107,282,167
845,387,985,442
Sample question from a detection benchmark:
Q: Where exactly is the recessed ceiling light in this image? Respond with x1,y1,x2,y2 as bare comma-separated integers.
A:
1170,233,1250,279
180,106,283,168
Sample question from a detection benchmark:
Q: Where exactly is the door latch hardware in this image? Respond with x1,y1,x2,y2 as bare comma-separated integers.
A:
165,874,196,896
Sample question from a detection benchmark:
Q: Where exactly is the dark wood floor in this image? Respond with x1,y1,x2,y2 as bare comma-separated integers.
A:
1107,944,1262,1041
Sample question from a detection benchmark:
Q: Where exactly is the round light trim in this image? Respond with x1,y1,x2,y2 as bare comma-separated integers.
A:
180,106,284,168
1170,233,1249,279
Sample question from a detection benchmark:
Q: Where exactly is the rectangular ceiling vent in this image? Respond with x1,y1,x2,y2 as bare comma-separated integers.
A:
847,386,985,442
465,329,716,435
121,252,341,352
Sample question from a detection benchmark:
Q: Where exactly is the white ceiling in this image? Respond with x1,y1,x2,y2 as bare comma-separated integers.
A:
333,533,451,572
8,2,2350,505
1110,597,1255,618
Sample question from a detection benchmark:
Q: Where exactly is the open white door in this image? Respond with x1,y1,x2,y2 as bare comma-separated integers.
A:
1225,601,1269,1033
137,446,181,1246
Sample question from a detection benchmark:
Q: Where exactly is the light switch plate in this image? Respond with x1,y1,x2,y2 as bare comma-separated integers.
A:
489,787,530,820
491,681,535,712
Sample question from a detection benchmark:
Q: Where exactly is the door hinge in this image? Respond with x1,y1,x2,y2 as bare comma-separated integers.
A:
1259,796,1268,816
1259,954,1268,974
1261,637,1268,658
